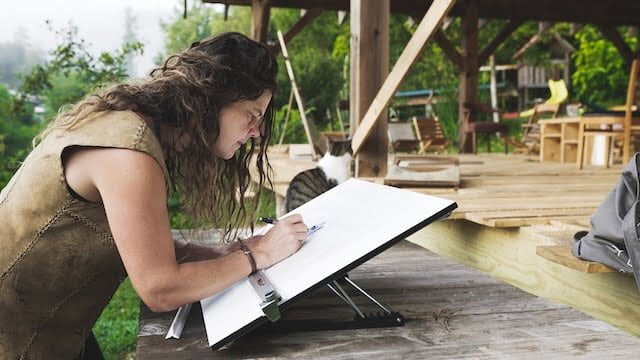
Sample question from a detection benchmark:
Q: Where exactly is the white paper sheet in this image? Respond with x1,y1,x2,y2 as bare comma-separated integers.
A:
201,178,455,347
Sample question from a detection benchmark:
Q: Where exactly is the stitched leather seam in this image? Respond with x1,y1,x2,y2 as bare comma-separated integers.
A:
0,199,75,283
67,211,114,246
19,272,99,358
132,122,148,150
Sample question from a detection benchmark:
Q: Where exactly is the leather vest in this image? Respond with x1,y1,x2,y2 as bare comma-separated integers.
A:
0,111,168,359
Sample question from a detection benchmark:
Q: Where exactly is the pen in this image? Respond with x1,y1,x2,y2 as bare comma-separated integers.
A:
259,217,278,224
260,217,325,236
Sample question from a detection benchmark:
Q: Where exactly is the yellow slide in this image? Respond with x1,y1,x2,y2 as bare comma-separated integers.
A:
519,79,568,118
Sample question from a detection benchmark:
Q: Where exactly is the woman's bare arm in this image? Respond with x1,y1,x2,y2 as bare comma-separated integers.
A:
66,147,306,312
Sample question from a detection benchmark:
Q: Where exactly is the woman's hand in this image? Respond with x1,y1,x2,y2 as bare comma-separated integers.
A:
246,214,307,269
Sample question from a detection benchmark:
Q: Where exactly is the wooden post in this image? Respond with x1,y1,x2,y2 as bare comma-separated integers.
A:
489,55,499,123
459,0,479,153
251,0,271,43
350,0,389,177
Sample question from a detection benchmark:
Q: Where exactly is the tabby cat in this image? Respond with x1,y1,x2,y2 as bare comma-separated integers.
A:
285,139,353,212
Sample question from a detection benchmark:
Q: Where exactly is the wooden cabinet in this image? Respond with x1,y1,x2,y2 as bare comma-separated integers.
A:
539,117,580,163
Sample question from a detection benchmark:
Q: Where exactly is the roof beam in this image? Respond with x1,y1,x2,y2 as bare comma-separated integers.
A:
512,22,553,59
433,29,463,71
270,8,323,55
479,19,524,65
204,1,640,26
598,25,635,64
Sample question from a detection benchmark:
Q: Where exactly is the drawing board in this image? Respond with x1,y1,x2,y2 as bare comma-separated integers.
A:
200,178,457,349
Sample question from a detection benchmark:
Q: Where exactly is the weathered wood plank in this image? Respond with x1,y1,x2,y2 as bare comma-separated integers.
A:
536,245,615,273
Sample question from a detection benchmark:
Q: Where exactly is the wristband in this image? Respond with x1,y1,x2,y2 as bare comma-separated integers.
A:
238,239,257,274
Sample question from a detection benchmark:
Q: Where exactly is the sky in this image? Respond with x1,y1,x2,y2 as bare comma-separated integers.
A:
0,0,223,77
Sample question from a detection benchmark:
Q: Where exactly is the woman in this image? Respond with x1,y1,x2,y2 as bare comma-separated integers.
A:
0,32,308,359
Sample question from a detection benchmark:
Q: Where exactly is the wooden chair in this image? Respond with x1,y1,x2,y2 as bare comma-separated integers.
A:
412,116,449,154
577,59,640,169
518,79,568,118
512,103,560,155
461,102,509,154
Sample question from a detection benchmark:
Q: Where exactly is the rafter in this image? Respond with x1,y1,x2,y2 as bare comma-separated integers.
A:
433,29,463,71
479,20,523,65
270,8,323,56
599,25,635,64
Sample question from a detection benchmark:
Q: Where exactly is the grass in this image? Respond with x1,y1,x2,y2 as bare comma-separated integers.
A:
93,278,139,360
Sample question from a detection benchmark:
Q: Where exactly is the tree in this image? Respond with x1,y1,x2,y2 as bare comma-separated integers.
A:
159,3,250,60
572,25,638,107
0,84,41,189
270,10,345,124
16,23,143,123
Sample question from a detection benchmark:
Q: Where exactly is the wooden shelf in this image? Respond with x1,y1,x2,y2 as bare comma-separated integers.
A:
539,118,581,163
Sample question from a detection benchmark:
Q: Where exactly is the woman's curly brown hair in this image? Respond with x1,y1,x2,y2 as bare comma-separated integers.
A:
37,32,277,240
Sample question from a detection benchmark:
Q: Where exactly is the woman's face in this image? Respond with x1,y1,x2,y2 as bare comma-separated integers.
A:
213,90,272,159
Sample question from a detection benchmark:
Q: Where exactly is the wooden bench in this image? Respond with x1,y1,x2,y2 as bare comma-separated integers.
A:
536,245,615,273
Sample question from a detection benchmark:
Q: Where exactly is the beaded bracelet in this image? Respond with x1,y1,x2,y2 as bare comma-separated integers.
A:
238,239,257,274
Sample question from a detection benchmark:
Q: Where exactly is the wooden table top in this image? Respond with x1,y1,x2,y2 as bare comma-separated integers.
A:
538,117,581,124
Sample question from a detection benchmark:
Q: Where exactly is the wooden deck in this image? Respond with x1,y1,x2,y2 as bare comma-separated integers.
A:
136,242,640,358
136,152,640,357
254,151,640,336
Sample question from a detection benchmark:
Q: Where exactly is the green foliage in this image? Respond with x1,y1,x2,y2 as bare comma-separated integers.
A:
272,102,307,144
572,26,637,106
254,187,276,221
270,10,347,128
432,91,460,143
0,84,41,189
93,278,139,360
17,23,143,122
41,73,88,120
159,3,250,59
168,193,196,229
